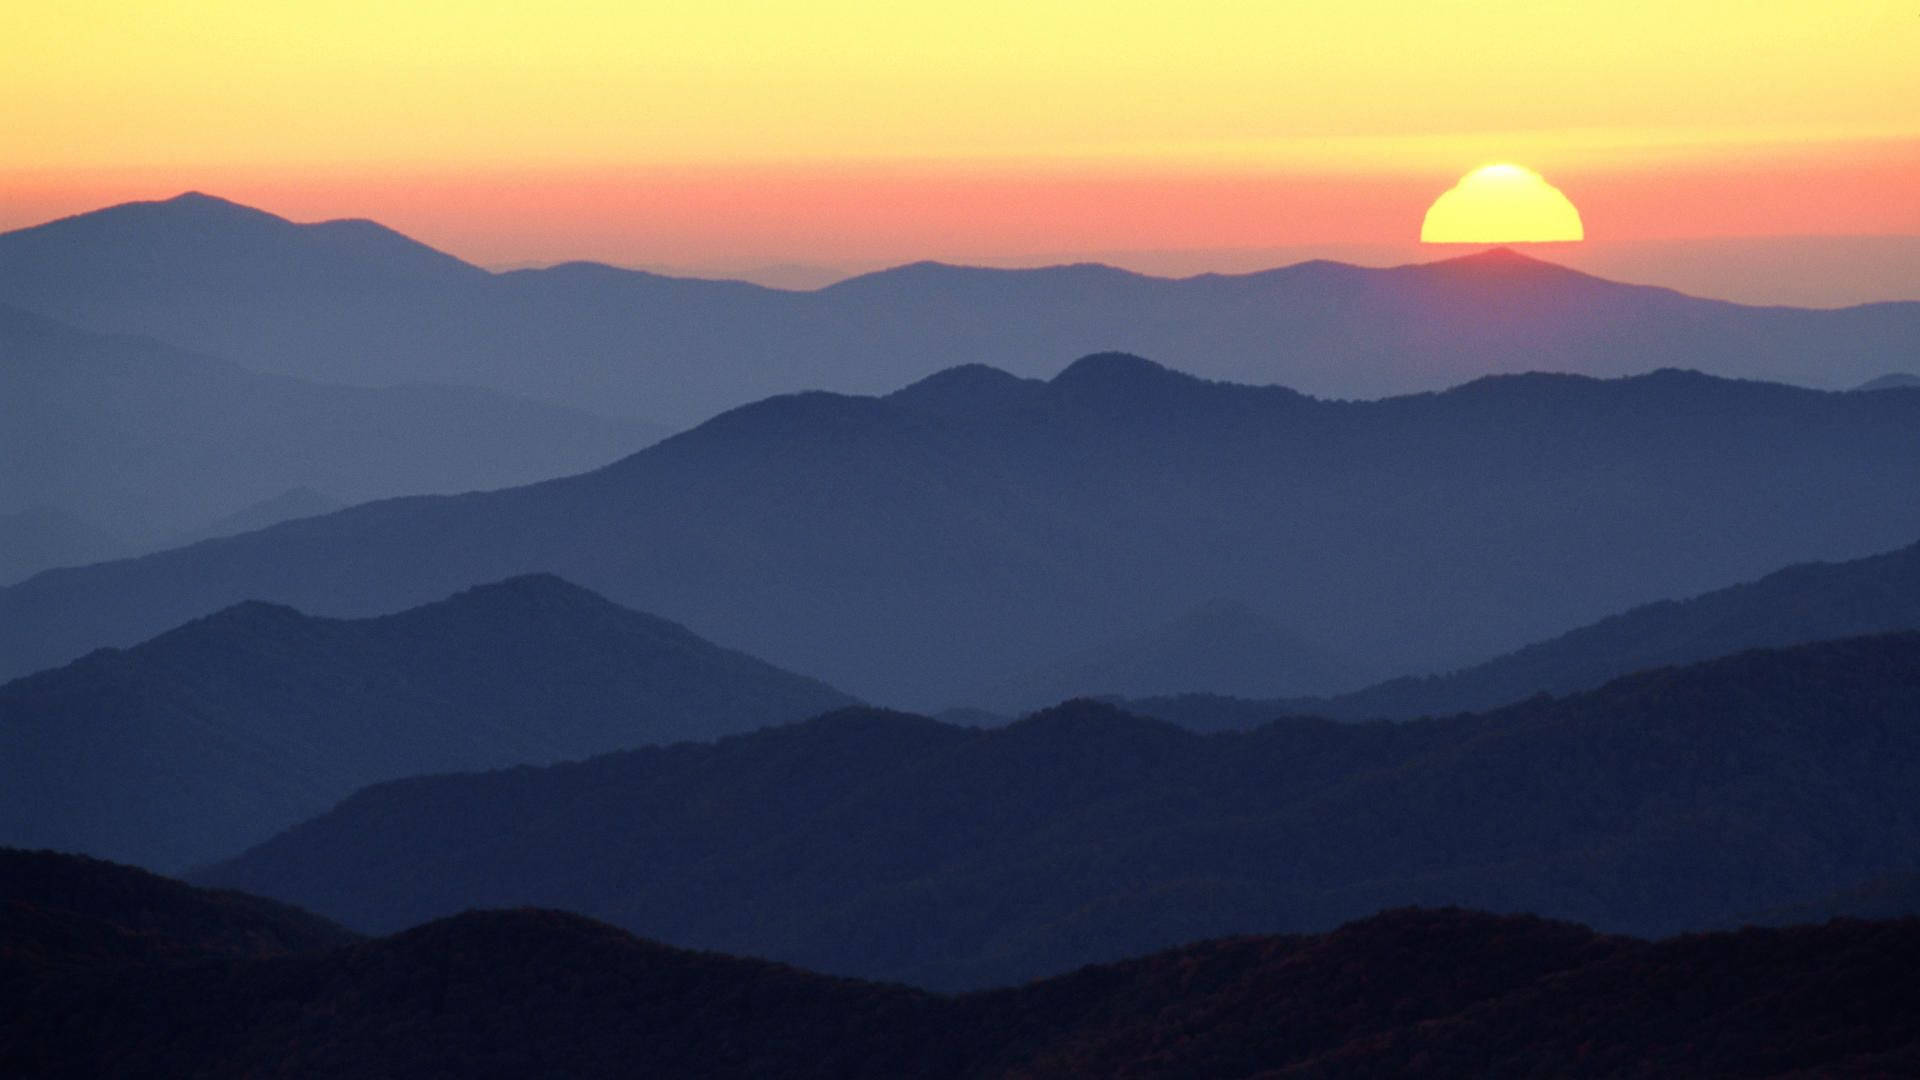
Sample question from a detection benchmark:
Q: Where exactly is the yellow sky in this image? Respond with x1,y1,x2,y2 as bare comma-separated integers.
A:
3,0,1916,294
7,1,1915,172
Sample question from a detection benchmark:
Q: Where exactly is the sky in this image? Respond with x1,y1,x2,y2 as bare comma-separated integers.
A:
4,1,1917,302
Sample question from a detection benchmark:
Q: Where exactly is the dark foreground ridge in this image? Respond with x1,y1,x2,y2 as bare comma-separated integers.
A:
4,849,1916,1079
201,631,1920,989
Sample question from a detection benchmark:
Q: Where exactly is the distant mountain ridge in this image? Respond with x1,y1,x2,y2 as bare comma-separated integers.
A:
976,598,1363,711
202,632,1920,989
3,193,1915,424
7,355,1920,706
0,575,853,871
0,301,663,578
1857,372,1920,392
13,852,1920,1077
1124,535,1920,726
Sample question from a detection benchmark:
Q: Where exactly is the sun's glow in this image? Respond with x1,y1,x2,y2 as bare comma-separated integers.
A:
1421,164,1585,244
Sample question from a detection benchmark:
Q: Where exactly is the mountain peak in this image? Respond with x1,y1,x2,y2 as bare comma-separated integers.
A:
131,191,289,227
1406,244,1610,287
1006,697,1190,740
397,575,655,629
1857,372,1920,393
1428,245,1557,270
0,192,484,283
887,364,1041,415
441,573,610,609
162,190,246,209
184,599,312,634
1051,351,1191,388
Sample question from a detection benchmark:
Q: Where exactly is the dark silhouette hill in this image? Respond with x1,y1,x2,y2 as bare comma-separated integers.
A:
0,848,357,970
8,852,1919,1078
201,632,1920,989
3,194,1915,425
0,302,663,577
7,357,1920,705
0,575,853,872
1138,536,1920,726
1857,372,1920,391
976,599,1363,712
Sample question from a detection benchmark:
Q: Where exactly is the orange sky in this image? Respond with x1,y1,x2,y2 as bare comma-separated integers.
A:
4,2,1916,296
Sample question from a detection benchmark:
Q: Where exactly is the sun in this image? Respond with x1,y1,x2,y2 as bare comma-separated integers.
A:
1420,164,1584,244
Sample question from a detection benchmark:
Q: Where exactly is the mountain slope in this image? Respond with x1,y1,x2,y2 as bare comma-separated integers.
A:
0,847,358,969
1298,536,1920,720
10,851,1920,1078
976,599,1362,711
0,575,853,871
3,194,1915,424
201,632,1920,989
0,302,663,573
0,505,130,586
7,357,1920,705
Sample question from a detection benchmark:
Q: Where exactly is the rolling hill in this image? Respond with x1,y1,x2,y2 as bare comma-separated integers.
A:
3,193,1915,425
6,356,1920,706
200,632,1920,989
0,575,853,871
8,849,1917,1077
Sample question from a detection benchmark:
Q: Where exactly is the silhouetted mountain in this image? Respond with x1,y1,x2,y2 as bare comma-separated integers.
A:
201,632,1920,989
0,848,356,971
1293,536,1920,720
1857,372,1920,392
9,852,1918,1077
0,302,663,572
976,599,1361,712
7,357,1920,705
0,576,853,872
3,195,1914,425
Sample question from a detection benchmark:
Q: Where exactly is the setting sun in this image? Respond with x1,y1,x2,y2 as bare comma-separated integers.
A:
1421,164,1584,244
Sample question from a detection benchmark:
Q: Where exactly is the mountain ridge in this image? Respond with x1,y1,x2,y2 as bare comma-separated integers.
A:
0,300,664,577
5,193,1914,424
12,851,1920,1078
0,574,855,871
1274,534,1920,721
7,356,1920,705
199,631,1920,989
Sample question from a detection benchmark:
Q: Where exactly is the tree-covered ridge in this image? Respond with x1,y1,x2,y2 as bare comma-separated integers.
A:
5,854,1916,1078
204,631,1920,989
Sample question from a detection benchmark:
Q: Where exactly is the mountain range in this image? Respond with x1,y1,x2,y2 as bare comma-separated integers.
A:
974,598,1361,711
6,354,1920,706
200,631,1920,989
4,193,1915,426
9,849,1917,1077
0,575,852,871
0,302,664,579
1119,535,1920,727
